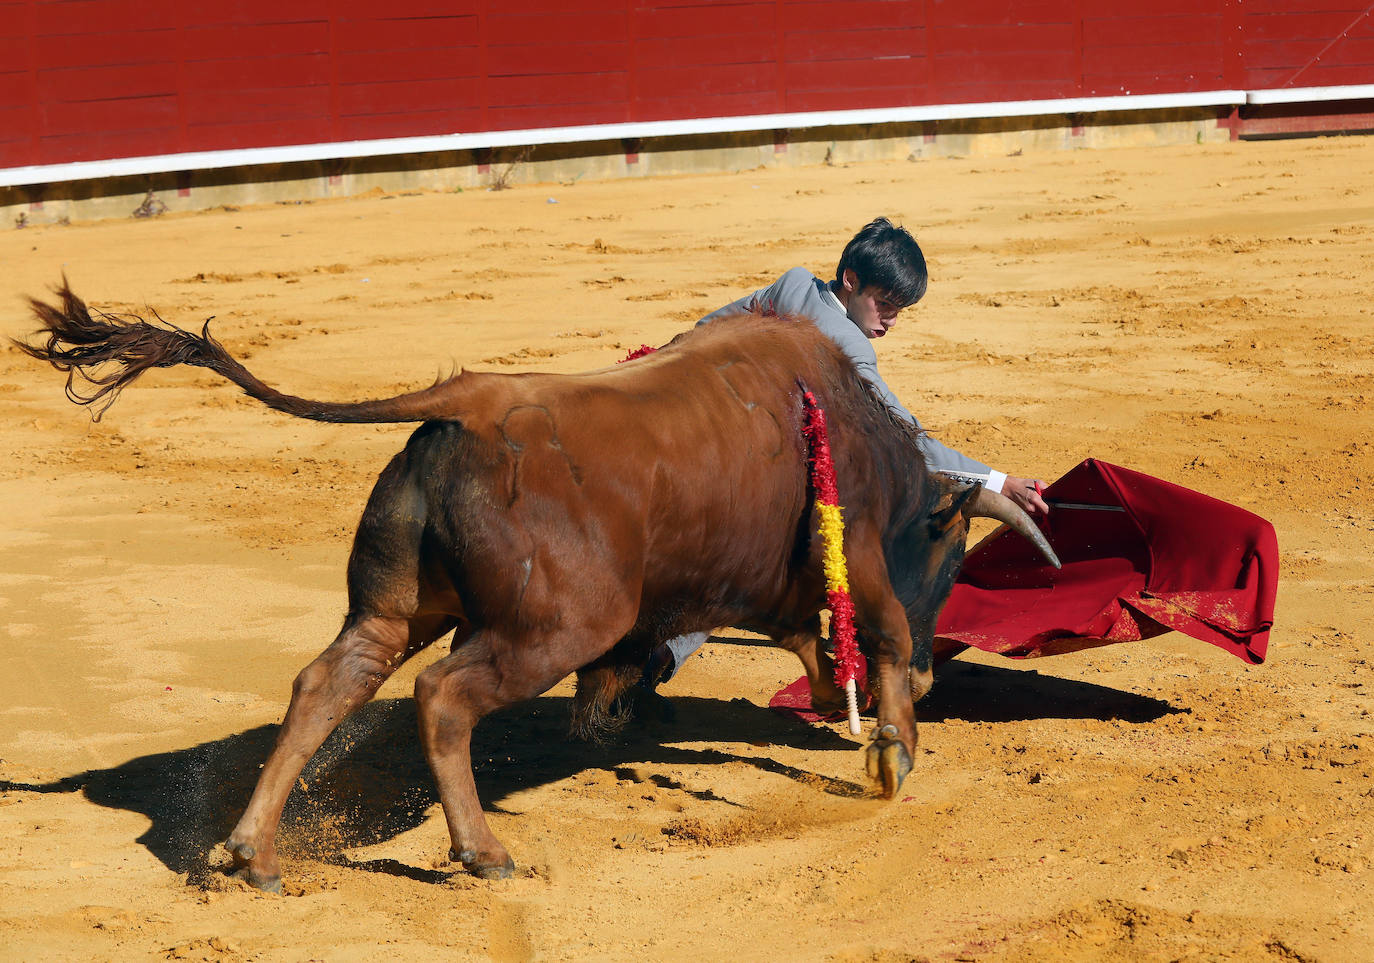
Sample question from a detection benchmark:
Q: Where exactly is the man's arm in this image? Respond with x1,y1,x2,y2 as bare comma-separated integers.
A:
846,353,1009,492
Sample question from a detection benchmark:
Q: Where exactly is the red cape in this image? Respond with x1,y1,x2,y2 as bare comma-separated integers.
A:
770,459,1278,719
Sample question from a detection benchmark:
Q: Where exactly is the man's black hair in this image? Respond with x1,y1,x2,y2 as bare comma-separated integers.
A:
834,217,927,307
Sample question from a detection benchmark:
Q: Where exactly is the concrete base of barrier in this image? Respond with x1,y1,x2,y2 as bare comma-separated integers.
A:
0,105,1270,230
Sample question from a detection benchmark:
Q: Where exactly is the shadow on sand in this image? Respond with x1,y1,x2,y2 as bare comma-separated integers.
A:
916,659,1181,725
709,633,1181,725
0,691,853,884
2,661,1177,884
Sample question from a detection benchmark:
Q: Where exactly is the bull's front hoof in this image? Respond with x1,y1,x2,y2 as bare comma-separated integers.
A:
864,724,913,799
453,848,516,880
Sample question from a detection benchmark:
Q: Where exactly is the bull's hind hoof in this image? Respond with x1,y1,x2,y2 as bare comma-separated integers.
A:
453,848,516,880
224,839,282,893
471,861,515,880
230,867,283,894
864,724,913,799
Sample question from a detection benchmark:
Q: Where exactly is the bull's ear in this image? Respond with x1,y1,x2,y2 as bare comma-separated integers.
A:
930,481,981,534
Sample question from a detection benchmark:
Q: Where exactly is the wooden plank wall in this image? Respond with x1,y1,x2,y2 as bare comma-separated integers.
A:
2,0,1372,172
1240,0,1374,88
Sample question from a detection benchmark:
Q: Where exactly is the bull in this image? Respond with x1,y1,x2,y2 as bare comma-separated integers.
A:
17,283,1058,890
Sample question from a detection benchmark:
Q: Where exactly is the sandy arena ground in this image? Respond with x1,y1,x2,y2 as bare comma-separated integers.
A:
1,136,1371,962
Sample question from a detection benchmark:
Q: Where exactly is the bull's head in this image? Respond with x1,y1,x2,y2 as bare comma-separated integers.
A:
886,478,1060,701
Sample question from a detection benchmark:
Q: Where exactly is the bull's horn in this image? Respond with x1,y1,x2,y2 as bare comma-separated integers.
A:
966,486,1062,569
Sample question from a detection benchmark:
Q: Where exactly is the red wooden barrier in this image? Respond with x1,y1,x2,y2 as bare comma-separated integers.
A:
1,0,1372,172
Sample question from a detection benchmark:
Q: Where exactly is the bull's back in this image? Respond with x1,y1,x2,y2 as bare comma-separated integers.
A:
564,320,836,608
389,318,849,627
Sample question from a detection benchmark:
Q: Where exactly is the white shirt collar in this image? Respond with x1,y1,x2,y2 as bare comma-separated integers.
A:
819,279,845,313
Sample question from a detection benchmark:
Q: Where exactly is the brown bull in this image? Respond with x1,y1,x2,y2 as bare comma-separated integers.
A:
18,284,1057,889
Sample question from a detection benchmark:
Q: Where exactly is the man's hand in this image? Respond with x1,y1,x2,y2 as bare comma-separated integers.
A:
1001,475,1049,516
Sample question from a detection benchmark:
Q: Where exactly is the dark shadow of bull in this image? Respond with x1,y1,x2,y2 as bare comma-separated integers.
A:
915,660,1179,724
2,668,1175,885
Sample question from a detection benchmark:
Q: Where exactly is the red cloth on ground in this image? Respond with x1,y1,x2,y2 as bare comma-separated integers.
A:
769,459,1278,720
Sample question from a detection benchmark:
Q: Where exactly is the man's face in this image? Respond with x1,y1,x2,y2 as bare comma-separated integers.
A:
840,269,906,339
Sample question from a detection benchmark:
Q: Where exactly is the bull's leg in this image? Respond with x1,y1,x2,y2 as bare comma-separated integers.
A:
862,594,920,798
846,545,920,799
223,612,458,891
775,617,846,715
415,624,627,879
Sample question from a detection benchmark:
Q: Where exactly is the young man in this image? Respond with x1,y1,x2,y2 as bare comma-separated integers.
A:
647,216,1048,684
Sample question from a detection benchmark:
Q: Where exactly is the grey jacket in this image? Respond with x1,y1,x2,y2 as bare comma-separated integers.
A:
697,266,1002,486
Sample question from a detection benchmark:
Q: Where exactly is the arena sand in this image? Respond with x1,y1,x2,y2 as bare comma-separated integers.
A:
0,136,1370,962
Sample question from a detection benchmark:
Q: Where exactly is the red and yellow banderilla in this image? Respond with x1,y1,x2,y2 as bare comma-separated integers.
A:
800,387,863,735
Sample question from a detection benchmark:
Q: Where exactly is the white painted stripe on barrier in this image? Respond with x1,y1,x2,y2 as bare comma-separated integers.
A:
1246,84,1374,105
0,90,1248,189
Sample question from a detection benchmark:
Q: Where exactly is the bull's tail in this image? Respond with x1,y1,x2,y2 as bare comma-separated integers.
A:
569,659,648,744
16,281,463,424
